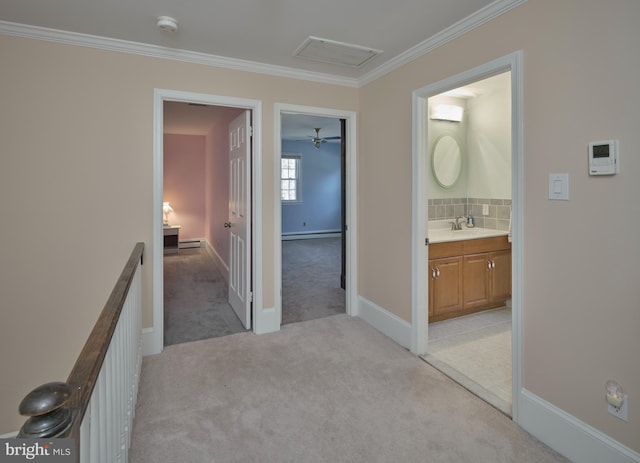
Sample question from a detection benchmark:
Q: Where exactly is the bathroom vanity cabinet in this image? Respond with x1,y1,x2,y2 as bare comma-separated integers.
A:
429,236,511,322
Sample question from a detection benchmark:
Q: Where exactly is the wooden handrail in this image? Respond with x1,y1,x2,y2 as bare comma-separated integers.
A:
18,242,144,441
65,242,144,440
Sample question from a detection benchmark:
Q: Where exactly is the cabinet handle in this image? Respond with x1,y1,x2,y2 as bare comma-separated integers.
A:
431,267,436,279
487,260,492,270
436,267,441,278
491,259,496,269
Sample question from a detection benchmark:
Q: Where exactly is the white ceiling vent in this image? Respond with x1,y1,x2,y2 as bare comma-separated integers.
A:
294,36,382,68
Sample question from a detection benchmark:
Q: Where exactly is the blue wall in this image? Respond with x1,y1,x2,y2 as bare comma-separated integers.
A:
281,140,342,235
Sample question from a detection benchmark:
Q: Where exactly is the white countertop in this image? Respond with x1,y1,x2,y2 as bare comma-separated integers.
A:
428,220,509,243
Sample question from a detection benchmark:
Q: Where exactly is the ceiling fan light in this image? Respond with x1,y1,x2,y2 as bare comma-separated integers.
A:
310,128,325,149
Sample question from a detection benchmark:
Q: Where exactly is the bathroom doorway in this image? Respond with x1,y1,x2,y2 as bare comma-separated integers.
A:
411,52,523,419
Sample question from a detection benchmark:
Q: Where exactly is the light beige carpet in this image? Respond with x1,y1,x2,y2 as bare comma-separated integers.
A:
129,315,569,463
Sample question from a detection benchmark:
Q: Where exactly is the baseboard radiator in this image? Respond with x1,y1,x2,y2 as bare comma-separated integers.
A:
16,243,145,463
179,239,203,249
281,230,341,241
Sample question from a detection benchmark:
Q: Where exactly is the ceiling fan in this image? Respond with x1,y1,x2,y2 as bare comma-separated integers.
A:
309,127,341,149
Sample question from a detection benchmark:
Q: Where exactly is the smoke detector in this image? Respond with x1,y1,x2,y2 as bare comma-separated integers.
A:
157,16,178,33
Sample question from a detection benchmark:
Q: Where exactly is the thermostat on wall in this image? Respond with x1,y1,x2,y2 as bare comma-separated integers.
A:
588,139,618,175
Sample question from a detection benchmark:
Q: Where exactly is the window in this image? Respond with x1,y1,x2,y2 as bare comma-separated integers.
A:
281,155,301,203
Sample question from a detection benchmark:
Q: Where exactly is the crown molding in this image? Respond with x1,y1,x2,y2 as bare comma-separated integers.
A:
0,20,359,88
357,0,528,86
0,0,526,90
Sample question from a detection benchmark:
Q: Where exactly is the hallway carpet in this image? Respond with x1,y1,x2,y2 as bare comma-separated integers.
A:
129,315,568,463
164,248,246,346
282,237,346,325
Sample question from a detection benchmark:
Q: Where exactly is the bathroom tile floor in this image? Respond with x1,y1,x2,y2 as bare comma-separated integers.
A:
422,307,512,416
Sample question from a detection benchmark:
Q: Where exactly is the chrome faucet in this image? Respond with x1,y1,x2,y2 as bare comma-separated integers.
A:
449,216,466,231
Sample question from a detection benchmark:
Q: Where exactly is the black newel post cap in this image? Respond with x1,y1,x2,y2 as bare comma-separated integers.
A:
18,382,73,438
19,382,71,416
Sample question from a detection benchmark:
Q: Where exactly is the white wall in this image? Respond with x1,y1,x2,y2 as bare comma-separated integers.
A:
427,96,468,199
466,73,511,199
427,73,511,201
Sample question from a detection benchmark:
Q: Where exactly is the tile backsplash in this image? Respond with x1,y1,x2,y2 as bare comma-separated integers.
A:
428,197,511,231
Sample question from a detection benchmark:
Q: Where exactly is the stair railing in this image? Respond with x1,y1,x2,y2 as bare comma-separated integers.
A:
17,242,145,463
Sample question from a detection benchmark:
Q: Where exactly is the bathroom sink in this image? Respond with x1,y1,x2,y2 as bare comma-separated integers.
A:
428,227,508,243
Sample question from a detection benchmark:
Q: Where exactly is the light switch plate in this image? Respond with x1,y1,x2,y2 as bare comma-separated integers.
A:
549,173,569,200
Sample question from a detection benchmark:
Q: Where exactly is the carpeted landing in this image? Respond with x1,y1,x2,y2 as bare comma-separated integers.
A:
129,315,568,463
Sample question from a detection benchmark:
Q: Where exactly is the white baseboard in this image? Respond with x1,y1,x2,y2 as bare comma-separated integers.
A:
519,388,640,463
142,327,161,356
254,306,280,334
357,296,411,349
204,240,229,283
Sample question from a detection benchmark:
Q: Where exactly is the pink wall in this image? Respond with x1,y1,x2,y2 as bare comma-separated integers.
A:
205,108,245,268
163,134,206,240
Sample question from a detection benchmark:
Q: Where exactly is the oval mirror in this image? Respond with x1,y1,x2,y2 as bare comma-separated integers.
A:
431,135,462,188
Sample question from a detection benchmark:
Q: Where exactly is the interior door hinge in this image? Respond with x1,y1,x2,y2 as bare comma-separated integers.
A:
425,238,429,246
249,126,253,137
249,291,253,302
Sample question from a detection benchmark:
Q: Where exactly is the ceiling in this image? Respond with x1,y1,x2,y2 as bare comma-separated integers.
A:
0,0,523,83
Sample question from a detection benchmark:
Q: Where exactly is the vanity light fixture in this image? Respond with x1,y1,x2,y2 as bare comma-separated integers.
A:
431,104,464,122
163,202,174,226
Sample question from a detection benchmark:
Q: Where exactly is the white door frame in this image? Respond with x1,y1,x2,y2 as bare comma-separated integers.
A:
274,104,358,328
411,51,523,421
148,89,262,355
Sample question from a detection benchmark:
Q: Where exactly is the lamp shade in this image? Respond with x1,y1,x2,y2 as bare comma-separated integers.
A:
163,202,174,225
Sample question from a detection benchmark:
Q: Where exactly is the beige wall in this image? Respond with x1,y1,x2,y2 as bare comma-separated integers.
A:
358,0,639,451
1,0,638,452
0,35,356,433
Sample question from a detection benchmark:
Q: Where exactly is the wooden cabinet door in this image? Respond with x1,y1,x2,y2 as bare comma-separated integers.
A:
430,256,463,316
428,261,434,318
490,250,511,304
463,253,491,309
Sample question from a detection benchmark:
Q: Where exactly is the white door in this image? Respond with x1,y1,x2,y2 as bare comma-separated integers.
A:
228,110,251,329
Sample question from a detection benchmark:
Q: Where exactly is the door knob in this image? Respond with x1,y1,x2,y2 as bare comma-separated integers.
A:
224,222,232,228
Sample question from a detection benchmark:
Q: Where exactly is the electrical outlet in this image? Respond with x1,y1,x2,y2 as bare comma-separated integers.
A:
608,394,629,422
482,204,489,216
